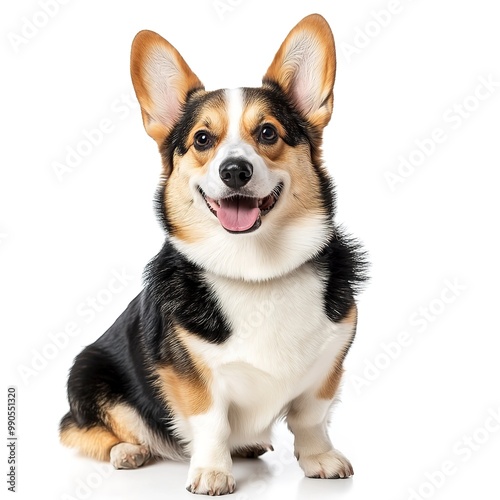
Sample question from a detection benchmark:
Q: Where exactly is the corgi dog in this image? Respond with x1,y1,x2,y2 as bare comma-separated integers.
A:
60,14,367,496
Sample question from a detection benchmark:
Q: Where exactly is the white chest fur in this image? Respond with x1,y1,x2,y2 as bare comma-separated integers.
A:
182,264,354,446
205,264,337,375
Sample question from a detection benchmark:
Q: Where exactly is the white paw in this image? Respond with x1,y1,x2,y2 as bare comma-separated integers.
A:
110,443,150,469
186,468,235,495
299,449,353,479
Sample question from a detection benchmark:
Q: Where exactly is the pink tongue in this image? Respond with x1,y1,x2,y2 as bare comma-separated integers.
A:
217,197,260,232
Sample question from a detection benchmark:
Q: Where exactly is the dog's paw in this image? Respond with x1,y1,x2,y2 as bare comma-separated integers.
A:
186,468,235,495
110,443,150,470
299,449,353,479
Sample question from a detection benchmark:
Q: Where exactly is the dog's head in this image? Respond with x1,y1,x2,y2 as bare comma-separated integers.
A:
131,14,337,281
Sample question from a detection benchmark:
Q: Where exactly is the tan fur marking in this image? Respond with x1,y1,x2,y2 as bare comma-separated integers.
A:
340,303,358,325
165,95,229,243
187,104,229,161
106,404,142,445
240,105,287,155
317,305,358,400
156,326,212,417
60,423,120,461
316,357,344,401
268,143,326,225
157,367,212,417
164,157,210,243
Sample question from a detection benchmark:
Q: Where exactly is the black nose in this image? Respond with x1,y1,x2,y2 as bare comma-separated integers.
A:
219,158,253,189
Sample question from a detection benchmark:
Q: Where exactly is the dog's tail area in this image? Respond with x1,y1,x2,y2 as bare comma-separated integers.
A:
59,411,120,461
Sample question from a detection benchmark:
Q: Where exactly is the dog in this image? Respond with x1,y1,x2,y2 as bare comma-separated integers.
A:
59,13,367,496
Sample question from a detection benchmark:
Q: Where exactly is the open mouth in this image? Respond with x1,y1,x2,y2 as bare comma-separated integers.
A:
198,183,283,233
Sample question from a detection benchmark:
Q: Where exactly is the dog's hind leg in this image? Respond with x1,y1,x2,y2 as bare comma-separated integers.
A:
59,411,121,462
60,410,151,469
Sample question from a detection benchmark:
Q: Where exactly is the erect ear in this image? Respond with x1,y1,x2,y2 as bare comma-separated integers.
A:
130,30,204,145
263,14,336,129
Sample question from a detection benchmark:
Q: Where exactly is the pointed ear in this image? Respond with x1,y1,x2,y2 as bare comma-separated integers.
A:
263,14,336,129
130,30,204,145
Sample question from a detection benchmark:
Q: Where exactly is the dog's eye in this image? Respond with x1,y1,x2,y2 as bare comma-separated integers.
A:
259,124,278,145
194,131,213,151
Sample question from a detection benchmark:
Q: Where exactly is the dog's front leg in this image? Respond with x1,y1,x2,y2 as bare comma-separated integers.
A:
186,405,235,495
287,392,353,479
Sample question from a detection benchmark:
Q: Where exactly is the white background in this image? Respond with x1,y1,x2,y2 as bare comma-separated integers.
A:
2,0,500,499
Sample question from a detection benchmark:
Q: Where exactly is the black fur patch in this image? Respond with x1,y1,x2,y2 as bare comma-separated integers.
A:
62,295,181,448
313,227,369,323
143,240,232,346
62,241,232,442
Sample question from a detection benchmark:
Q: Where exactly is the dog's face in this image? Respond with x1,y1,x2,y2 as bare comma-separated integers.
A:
131,15,337,281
